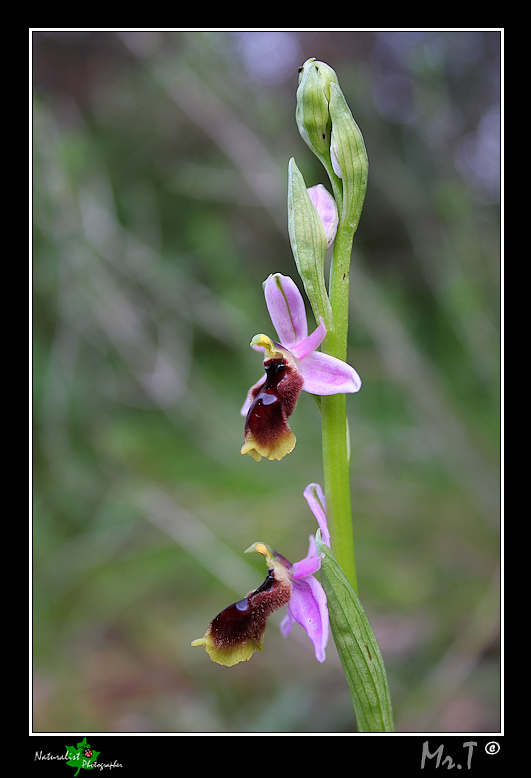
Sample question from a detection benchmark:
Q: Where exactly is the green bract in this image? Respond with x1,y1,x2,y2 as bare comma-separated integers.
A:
329,82,369,237
287,157,333,330
316,531,394,732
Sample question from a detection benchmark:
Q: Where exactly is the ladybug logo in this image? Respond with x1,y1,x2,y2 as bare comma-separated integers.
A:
84,749,93,758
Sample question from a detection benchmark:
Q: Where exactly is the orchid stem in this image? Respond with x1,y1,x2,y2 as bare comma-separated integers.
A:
321,225,358,594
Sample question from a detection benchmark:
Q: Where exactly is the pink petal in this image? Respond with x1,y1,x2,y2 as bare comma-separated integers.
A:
291,318,326,360
307,184,338,249
264,273,308,350
303,483,330,548
280,611,293,637
292,544,322,579
288,577,329,663
298,351,362,395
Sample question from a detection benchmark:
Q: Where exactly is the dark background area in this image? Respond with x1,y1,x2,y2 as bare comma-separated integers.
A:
32,30,501,733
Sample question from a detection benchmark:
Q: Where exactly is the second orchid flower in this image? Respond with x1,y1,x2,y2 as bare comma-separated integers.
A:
192,483,330,666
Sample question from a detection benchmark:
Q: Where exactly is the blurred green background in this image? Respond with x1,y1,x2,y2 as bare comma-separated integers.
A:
32,30,501,733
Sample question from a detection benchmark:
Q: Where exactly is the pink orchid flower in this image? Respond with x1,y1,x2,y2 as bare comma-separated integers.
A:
191,483,331,666
241,273,361,461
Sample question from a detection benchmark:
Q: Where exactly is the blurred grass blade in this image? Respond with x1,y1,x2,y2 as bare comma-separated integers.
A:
316,533,394,732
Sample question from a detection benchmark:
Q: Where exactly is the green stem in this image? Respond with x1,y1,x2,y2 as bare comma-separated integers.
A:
321,225,358,593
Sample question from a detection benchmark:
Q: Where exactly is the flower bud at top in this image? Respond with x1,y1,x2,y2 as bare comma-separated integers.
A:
296,58,368,243
296,58,339,164
307,184,338,249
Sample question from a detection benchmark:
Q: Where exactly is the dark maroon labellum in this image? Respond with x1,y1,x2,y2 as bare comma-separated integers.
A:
244,357,304,453
208,568,290,652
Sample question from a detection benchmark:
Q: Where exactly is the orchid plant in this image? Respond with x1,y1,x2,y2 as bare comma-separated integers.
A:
192,58,394,733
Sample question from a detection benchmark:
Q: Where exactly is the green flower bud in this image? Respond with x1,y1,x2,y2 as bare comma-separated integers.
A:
288,157,333,329
296,58,368,242
328,82,369,236
296,58,339,166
